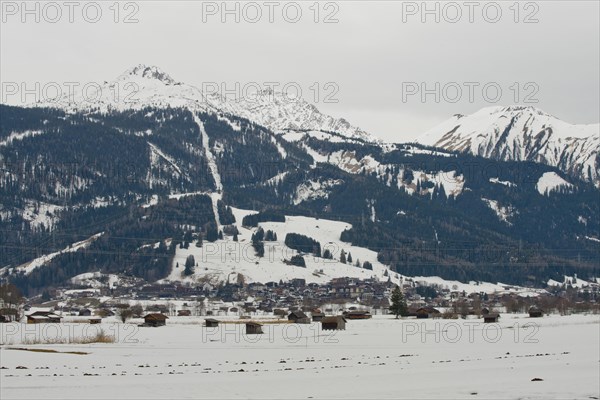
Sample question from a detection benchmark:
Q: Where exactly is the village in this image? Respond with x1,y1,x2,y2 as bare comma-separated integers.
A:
1,274,598,330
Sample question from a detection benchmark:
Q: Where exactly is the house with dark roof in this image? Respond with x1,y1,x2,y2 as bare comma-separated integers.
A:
245,322,263,335
483,313,500,323
288,310,310,324
321,316,346,330
344,310,372,320
79,308,92,317
529,307,543,318
415,307,441,319
143,313,168,327
26,311,61,324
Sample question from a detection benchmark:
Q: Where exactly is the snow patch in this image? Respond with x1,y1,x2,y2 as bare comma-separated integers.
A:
293,179,343,205
536,172,572,195
482,198,516,224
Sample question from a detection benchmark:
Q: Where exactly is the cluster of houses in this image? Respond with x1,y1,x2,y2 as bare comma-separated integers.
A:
5,271,596,327
62,278,395,312
0,297,552,330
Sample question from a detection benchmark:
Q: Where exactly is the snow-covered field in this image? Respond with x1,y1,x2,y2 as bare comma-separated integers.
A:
0,313,598,399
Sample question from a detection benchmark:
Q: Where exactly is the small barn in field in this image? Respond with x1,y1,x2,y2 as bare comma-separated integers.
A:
26,311,62,324
529,307,543,318
483,313,500,323
177,310,191,317
288,311,310,324
344,310,372,320
143,313,168,327
204,318,219,328
245,322,263,335
79,308,92,317
321,316,347,330
415,307,440,319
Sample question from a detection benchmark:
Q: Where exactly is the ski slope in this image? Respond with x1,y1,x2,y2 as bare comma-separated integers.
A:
166,209,399,286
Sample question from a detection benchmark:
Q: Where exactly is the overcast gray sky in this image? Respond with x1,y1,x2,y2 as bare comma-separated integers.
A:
1,0,599,142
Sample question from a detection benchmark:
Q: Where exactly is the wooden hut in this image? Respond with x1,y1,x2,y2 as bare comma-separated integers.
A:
344,310,372,320
143,313,168,327
79,308,92,317
26,311,61,324
204,318,219,328
177,310,192,317
245,322,263,335
415,307,440,319
528,307,543,318
483,313,499,323
321,316,346,330
311,312,325,322
288,310,310,324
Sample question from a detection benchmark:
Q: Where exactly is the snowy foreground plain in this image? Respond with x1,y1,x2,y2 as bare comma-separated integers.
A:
1,314,598,399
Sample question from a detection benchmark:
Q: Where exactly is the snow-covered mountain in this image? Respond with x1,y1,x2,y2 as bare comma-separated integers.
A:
34,64,377,143
417,106,599,185
212,88,376,142
38,64,213,112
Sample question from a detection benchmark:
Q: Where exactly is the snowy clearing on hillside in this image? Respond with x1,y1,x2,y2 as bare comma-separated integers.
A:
547,275,597,289
0,314,598,399
21,201,64,230
293,179,344,205
489,177,517,187
482,198,516,224
536,172,572,195
404,146,454,158
165,210,398,286
408,276,543,295
69,272,121,289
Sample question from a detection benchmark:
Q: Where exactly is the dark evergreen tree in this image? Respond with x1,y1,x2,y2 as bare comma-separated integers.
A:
206,224,219,242
290,255,306,267
389,285,408,318
184,255,195,276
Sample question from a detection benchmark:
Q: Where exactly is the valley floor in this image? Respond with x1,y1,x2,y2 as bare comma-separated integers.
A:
1,314,599,399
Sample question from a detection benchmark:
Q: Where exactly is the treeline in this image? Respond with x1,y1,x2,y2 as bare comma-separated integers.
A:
284,233,321,257
242,210,286,227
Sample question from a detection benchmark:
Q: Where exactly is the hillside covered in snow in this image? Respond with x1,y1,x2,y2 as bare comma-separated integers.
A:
0,65,599,295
